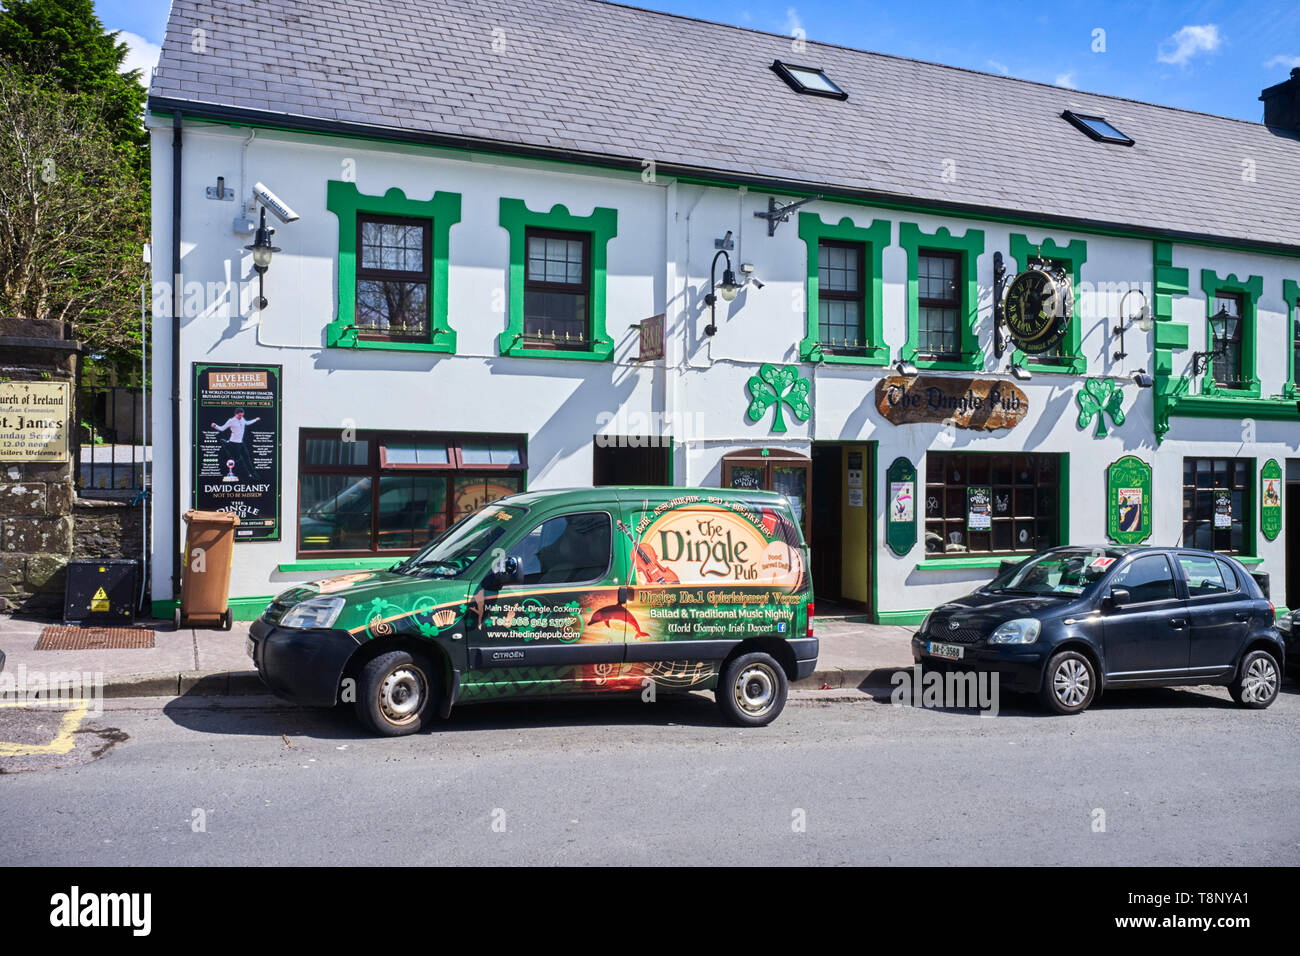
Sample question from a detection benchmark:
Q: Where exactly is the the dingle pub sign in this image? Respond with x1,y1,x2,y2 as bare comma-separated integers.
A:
875,376,1028,430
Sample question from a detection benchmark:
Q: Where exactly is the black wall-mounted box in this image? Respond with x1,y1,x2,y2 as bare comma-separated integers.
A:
64,559,138,624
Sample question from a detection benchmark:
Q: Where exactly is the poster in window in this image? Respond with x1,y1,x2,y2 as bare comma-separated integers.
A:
1260,459,1282,541
1213,490,1232,529
967,485,992,531
193,364,281,540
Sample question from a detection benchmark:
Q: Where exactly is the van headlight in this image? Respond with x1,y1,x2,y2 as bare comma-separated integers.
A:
988,618,1041,645
279,596,346,629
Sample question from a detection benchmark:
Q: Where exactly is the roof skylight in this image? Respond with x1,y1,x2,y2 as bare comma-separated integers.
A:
1062,110,1134,146
771,60,847,100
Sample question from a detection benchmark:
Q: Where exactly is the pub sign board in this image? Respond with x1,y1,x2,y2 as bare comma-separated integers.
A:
875,376,1028,430
637,313,665,362
886,456,917,555
1106,455,1152,545
193,364,281,540
1261,459,1282,541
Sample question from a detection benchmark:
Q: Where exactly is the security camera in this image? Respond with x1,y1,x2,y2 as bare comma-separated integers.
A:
739,263,765,290
1132,370,1154,388
252,182,300,223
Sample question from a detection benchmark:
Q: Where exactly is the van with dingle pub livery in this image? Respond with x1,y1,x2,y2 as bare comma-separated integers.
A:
248,487,816,735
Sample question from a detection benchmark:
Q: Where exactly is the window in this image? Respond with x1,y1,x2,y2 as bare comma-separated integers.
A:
1210,292,1245,388
771,60,847,99
1177,553,1229,597
511,512,612,586
1293,304,1300,390
1061,110,1134,146
924,453,1061,555
1112,554,1177,604
524,228,591,347
1182,457,1250,555
917,251,961,358
355,215,431,341
817,240,865,353
298,431,526,556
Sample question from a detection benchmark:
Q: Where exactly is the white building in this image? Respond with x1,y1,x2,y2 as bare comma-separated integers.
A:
147,0,1300,623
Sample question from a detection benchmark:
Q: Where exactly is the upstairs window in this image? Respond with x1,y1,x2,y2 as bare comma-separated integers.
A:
1061,110,1134,146
1211,292,1245,389
817,240,866,353
355,214,432,341
916,250,961,359
771,60,848,99
524,228,591,348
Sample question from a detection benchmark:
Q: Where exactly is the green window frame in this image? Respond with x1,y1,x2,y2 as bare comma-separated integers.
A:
325,181,461,353
1284,279,1300,399
898,223,985,371
1199,270,1263,399
1007,234,1088,375
796,213,890,365
498,198,617,361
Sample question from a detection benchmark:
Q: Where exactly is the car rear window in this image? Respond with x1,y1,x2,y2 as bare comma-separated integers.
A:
1177,554,1227,597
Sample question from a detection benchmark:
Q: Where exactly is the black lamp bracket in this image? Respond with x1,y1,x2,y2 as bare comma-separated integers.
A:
754,195,822,236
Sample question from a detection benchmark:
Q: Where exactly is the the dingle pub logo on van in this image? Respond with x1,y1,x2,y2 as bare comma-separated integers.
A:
632,500,803,589
49,886,151,936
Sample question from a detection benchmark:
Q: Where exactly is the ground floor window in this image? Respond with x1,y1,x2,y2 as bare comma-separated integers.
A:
297,430,525,556
924,452,1061,555
1182,457,1250,554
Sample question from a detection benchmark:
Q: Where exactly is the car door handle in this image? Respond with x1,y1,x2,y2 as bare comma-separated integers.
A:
1169,618,1187,628
1234,612,1250,622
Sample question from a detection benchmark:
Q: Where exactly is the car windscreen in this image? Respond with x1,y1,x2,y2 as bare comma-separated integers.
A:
986,549,1124,597
393,504,525,578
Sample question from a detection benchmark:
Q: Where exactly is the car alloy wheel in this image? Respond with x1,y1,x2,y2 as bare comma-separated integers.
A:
734,662,778,718
1052,658,1091,708
378,663,428,726
1240,655,1278,704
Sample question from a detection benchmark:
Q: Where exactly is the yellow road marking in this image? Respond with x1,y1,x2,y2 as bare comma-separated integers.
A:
0,699,91,756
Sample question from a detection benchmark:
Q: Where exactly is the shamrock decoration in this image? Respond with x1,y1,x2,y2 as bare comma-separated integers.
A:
1076,377,1125,437
746,363,811,433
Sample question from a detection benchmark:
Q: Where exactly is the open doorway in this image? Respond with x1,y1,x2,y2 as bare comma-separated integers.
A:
810,441,874,615
592,438,671,486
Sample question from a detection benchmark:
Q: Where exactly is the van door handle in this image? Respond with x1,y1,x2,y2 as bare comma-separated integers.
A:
618,585,630,605
1169,618,1187,628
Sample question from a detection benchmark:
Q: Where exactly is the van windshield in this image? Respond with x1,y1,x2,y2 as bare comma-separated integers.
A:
986,549,1125,597
393,505,525,578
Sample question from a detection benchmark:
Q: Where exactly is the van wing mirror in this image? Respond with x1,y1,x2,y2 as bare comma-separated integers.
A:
483,555,523,591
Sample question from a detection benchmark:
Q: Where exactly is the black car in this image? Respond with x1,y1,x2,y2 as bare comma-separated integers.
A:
911,546,1285,714
1279,609,1298,678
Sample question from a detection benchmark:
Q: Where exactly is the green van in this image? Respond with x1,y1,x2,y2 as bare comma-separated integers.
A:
249,487,816,735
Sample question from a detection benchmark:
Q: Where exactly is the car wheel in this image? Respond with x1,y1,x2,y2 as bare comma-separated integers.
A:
1229,650,1280,709
716,652,788,727
357,650,436,736
1039,650,1096,715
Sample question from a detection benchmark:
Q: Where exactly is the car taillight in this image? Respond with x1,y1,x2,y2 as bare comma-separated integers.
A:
806,602,814,639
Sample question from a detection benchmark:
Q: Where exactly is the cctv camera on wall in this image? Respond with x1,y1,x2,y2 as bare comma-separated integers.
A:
252,182,300,223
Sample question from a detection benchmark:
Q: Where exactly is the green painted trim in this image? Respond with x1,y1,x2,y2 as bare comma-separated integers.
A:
324,181,461,353
498,198,617,361
1198,270,1264,399
898,223,985,370
869,441,879,624
796,213,890,365
1284,279,1300,398
1153,322,1189,349
1156,391,1300,420
914,556,1009,570
1007,234,1088,374
1059,451,1071,548
278,557,400,572
1237,556,1264,566
1151,240,1191,437
875,609,930,626
150,595,273,622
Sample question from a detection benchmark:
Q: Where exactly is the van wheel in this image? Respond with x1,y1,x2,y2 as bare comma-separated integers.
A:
357,650,436,736
717,652,788,727
1229,650,1279,709
1039,651,1096,715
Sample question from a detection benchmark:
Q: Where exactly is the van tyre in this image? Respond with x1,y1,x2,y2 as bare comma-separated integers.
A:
1229,650,1280,709
357,650,436,736
717,652,788,727
1039,650,1096,715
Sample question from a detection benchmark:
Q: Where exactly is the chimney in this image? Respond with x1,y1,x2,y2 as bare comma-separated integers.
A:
1260,68,1300,131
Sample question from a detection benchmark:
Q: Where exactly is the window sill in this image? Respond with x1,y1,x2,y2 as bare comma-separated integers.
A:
909,355,984,372
800,340,889,365
279,557,404,573
1199,378,1262,400
915,556,1021,570
326,321,456,353
1235,556,1263,566
499,335,613,361
1021,356,1087,375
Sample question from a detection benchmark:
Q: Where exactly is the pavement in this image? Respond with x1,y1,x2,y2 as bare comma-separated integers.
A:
0,611,916,700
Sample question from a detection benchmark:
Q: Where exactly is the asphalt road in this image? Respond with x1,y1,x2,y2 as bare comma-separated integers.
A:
2,684,1298,866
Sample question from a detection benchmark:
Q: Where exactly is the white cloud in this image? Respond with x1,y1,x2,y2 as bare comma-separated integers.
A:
1157,24,1221,66
1264,54,1300,70
987,60,1010,76
114,30,161,84
1054,71,1077,89
785,7,803,36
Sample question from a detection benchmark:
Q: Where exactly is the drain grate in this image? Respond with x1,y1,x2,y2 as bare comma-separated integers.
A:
35,626,156,650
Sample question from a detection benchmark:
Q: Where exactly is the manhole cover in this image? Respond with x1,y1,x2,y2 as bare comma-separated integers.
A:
35,627,156,650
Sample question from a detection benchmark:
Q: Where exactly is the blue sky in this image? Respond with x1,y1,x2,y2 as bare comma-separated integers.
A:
100,0,1299,122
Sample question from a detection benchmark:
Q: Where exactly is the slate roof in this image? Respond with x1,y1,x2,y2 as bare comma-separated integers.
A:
148,0,1300,250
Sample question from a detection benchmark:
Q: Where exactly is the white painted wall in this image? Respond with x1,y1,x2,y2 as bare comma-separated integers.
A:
149,118,1300,616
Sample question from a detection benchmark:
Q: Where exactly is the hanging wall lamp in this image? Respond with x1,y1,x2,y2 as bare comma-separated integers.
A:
244,181,299,311
703,247,744,336
1111,289,1153,361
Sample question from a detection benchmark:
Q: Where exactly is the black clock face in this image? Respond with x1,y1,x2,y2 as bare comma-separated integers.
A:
1004,270,1067,354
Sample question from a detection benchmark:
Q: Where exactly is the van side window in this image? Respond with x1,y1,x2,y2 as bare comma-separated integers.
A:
1177,554,1227,598
1112,554,1176,603
514,512,612,586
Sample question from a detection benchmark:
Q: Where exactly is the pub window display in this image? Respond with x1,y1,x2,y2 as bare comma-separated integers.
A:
924,452,1060,555
1182,457,1250,555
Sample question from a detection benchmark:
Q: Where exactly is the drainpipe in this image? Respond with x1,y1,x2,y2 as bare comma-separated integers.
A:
170,111,183,599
